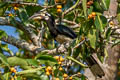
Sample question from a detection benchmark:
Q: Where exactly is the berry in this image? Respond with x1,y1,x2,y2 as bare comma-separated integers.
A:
56,78,60,80
46,66,52,71
13,69,16,73
89,1,93,4
55,0,61,3
57,5,62,9
91,12,96,16
14,7,18,10
54,56,59,60
110,21,114,25
14,75,17,78
57,9,62,13
10,67,16,72
8,13,13,17
87,2,91,6
46,71,50,75
10,78,14,80
59,56,64,62
58,61,62,65
63,73,68,78
59,67,63,71
88,14,92,19
69,76,72,80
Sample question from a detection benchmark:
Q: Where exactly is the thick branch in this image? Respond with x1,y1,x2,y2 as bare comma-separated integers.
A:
0,36,39,52
0,17,39,46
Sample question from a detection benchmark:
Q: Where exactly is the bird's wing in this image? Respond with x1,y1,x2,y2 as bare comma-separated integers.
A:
56,25,77,39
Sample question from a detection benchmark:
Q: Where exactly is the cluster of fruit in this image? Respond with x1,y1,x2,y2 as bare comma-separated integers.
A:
8,5,19,17
45,56,73,80
10,67,17,80
56,5,62,13
88,12,96,20
87,0,93,8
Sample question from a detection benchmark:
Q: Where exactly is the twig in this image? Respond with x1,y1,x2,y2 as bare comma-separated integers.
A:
62,0,82,17
67,56,88,67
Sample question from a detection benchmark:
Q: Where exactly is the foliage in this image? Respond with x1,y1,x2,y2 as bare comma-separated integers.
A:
0,0,120,80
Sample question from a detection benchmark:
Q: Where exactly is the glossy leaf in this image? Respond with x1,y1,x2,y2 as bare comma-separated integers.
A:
26,59,39,67
106,27,112,40
82,0,87,19
0,30,7,39
7,57,31,69
35,54,57,62
0,53,9,67
95,15,107,32
88,30,96,49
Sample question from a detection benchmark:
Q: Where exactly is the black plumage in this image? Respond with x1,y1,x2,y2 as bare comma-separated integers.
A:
29,12,105,77
29,12,77,43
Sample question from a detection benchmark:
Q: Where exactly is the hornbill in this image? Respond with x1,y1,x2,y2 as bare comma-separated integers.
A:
29,12,77,43
29,12,105,77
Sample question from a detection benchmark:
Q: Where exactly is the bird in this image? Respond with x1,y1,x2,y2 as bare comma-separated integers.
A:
29,11,105,78
29,11,77,44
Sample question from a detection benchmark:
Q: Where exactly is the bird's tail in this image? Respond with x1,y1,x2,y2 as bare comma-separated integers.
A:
86,55,105,78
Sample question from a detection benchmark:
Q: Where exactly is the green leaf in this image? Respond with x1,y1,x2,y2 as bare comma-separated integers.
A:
3,72,11,80
101,0,107,10
0,2,8,8
88,30,96,49
40,74,49,80
95,15,107,32
0,30,7,39
26,59,39,67
7,57,31,69
105,0,110,9
0,53,9,67
82,0,87,19
17,7,29,22
93,1,103,12
35,54,57,62
105,27,112,40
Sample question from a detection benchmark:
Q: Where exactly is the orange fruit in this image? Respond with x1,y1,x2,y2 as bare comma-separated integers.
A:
88,14,92,19
59,67,63,71
8,13,13,17
63,73,68,78
56,78,60,80
13,69,17,73
54,56,59,60
10,78,14,80
57,5,62,9
14,7,18,10
46,71,50,75
91,12,96,16
87,2,91,6
46,66,52,71
69,76,72,80
59,56,64,62
110,21,114,25
55,0,61,3
58,61,62,65
57,9,62,13
89,1,93,4
10,67,15,72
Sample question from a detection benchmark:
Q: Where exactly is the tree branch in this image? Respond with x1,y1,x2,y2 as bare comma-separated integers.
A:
0,17,40,46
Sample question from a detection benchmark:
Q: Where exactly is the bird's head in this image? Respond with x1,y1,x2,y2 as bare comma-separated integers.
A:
29,11,54,21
